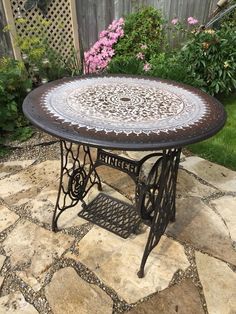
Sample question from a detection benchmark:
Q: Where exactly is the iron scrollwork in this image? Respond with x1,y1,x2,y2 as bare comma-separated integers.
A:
136,149,181,277
52,141,181,278
52,140,101,231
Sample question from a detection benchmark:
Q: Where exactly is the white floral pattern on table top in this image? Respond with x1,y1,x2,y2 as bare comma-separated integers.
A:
42,77,208,135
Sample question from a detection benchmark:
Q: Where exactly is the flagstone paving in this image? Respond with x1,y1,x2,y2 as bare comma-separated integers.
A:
45,267,113,314
0,138,236,313
196,252,236,314
181,156,236,192
66,228,189,303
210,195,236,246
0,292,38,313
126,279,205,314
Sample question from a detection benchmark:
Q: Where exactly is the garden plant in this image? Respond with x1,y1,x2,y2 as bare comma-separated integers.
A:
0,15,81,156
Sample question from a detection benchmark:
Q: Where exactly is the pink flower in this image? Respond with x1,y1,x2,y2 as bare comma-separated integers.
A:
108,48,115,57
118,17,124,25
140,44,147,49
187,16,199,25
136,52,145,60
171,18,179,25
84,18,124,74
143,62,151,72
99,30,108,38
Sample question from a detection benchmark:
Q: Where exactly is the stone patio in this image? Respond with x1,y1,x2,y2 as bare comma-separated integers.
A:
0,139,236,314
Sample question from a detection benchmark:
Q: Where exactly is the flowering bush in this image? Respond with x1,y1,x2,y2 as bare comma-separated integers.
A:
108,7,165,74
170,15,199,42
151,15,236,95
83,18,124,74
178,24,236,95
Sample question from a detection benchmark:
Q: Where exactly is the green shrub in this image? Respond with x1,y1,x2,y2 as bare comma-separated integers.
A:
108,6,166,74
0,57,32,134
178,25,236,95
108,55,144,75
148,53,191,83
4,17,81,86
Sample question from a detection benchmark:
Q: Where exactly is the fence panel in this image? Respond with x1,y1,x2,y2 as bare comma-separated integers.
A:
76,0,219,51
0,0,13,57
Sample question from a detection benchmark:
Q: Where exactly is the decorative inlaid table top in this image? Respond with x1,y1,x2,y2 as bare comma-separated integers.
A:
23,75,226,150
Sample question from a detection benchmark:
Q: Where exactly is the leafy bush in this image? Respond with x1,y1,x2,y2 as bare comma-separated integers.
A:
107,55,144,75
4,17,81,86
147,52,194,84
114,6,166,59
108,6,165,74
178,25,236,95
108,6,236,96
0,16,81,153
0,57,33,147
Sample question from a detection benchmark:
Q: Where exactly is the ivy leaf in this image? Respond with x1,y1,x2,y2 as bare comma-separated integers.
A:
24,0,38,11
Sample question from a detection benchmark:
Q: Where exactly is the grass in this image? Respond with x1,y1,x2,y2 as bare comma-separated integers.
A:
188,93,236,171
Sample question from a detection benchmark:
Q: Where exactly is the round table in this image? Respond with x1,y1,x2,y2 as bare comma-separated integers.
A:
23,74,226,277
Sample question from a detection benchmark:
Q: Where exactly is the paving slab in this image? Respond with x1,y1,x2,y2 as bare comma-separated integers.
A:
45,267,113,314
0,160,61,206
0,205,19,232
0,160,35,179
24,184,86,229
66,227,189,304
181,156,236,192
71,144,97,164
167,197,236,266
176,169,216,198
96,166,135,200
126,151,186,161
126,279,204,314
0,292,38,313
126,151,158,161
3,220,73,289
196,252,236,314
210,196,236,246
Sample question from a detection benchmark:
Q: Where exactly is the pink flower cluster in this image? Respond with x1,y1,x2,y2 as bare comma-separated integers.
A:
135,43,151,72
84,18,124,74
187,16,199,25
171,16,199,25
171,18,179,25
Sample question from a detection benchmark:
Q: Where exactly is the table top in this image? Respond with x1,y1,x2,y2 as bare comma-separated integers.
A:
23,75,226,150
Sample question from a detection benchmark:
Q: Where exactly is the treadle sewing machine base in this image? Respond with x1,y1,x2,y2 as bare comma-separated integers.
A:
52,140,181,278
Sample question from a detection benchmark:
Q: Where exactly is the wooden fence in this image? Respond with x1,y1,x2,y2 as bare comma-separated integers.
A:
0,0,13,57
0,0,219,58
76,0,219,51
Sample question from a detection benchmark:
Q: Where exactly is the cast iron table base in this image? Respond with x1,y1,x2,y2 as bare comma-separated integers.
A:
52,140,181,278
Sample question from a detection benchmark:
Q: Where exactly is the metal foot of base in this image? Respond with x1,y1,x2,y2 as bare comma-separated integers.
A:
137,269,145,278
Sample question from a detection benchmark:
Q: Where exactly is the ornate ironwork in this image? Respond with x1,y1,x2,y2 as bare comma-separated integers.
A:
96,149,140,180
79,193,141,239
53,142,181,278
52,140,102,231
137,148,181,278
